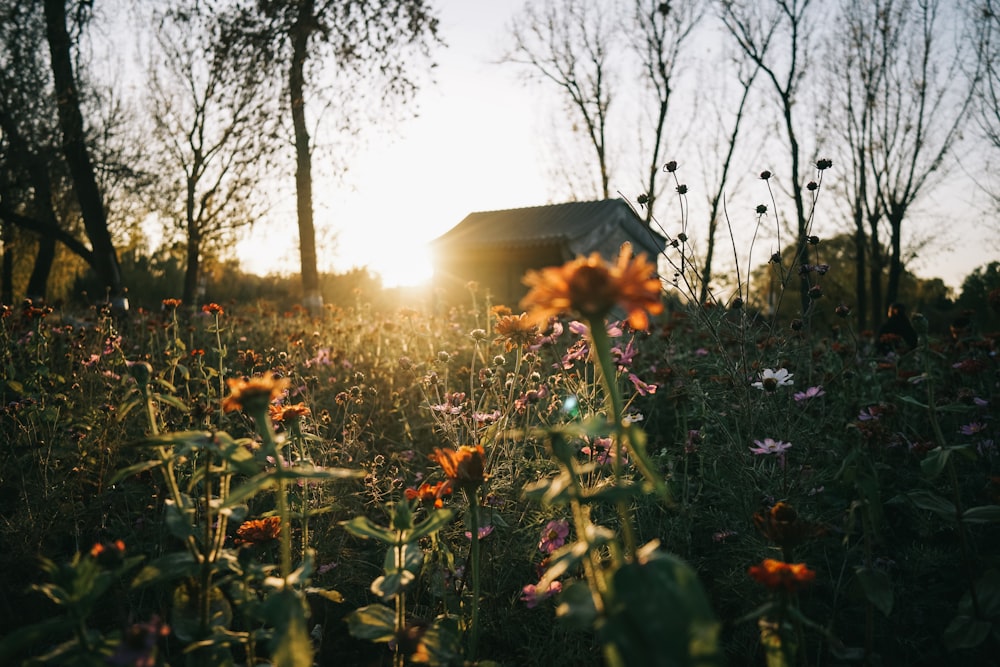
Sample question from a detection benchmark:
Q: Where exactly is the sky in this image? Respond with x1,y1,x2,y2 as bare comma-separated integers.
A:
237,0,552,287
232,0,997,293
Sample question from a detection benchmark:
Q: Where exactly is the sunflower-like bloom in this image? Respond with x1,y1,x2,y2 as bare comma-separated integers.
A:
222,371,290,414
521,242,663,330
234,516,282,546
269,402,312,422
748,558,816,592
430,445,488,492
494,313,541,351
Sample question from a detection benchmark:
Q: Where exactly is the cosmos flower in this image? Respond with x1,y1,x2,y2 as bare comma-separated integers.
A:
793,385,825,402
749,438,792,456
752,368,794,391
538,519,570,553
520,580,562,608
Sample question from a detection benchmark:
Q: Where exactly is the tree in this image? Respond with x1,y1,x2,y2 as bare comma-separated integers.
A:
506,0,616,200
146,3,273,305
242,0,441,312
43,0,125,306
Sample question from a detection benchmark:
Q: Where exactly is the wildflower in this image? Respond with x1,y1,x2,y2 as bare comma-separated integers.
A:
431,445,488,492
521,580,562,608
538,519,570,553
90,539,126,567
430,391,466,415
201,302,224,316
749,438,792,456
611,339,638,369
835,304,851,318
222,372,290,414
664,160,678,172
793,386,825,402
712,529,737,543
234,516,281,546
404,481,452,508
753,502,822,550
748,559,816,592
493,312,542,351
816,158,833,170
627,373,657,396
521,242,663,330
676,184,688,194
756,204,767,215
269,402,311,423
857,405,884,421
752,368,794,392
685,429,702,454
108,615,170,667
465,524,495,540
760,170,771,180
960,422,987,436
581,436,626,465
161,298,182,309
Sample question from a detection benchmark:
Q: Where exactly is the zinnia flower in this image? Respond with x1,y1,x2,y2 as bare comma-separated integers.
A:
430,445,488,492
222,371,290,414
234,516,282,546
404,481,452,508
748,558,816,592
269,402,312,422
521,242,663,330
752,368,794,391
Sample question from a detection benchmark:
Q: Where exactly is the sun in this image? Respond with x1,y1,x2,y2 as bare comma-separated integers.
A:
369,241,434,288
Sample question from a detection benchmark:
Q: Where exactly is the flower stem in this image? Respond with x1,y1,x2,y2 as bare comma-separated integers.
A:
465,490,481,660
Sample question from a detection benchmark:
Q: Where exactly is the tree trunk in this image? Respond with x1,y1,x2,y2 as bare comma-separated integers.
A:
853,217,867,331
886,215,903,308
1,222,12,304
43,0,124,307
183,232,201,306
26,234,55,302
290,1,322,313
868,216,884,328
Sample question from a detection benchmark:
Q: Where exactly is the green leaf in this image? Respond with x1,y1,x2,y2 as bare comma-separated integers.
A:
223,472,278,507
920,447,950,480
172,581,233,643
856,567,893,616
132,551,199,587
153,392,189,412
345,603,396,642
165,495,197,541
898,395,929,409
268,590,313,667
340,516,396,543
554,580,598,630
408,508,454,542
306,587,344,603
898,490,957,520
962,505,1000,524
943,615,991,650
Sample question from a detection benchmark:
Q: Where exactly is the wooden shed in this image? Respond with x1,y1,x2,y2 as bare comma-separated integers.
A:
429,199,667,307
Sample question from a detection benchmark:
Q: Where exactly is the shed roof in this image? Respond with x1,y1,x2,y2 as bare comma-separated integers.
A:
430,199,666,258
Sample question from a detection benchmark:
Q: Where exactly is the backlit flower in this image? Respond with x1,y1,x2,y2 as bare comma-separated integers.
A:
494,313,541,351
521,580,562,608
269,402,312,422
201,302,224,316
222,371,290,414
538,519,570,553
521,243,663,330
748,559,815,592
234,516,281,546
752,368,794,391
404,481,452,508
430,445,488,492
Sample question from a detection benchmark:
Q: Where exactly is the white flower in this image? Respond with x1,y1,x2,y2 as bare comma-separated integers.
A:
752,368,794,391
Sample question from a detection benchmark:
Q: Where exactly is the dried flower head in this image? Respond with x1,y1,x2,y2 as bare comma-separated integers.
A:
222,371,290,414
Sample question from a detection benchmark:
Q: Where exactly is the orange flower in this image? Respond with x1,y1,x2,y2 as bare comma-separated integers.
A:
222,371,290,414
494,313,541,351
234,516,282,546
90,539,126,567
162,298,182,309
521,242,662,330
748,559,816,592
269,402,312,422
404,481,453,508
431,445,488,492
201,303,224,316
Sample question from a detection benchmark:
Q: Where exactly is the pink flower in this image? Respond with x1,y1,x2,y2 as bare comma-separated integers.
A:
521,580,562,608
960,422,987,436
538,519,570,553
464,524,495,540
628,373,657,396
749,438,792,456
793,385,825,402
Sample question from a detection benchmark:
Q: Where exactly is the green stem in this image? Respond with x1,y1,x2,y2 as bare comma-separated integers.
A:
465,490,481,661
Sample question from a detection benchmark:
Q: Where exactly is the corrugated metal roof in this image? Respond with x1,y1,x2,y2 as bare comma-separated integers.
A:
431,199,666,256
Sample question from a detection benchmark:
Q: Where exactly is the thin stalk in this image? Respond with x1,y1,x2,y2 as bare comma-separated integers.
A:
465,490,482,661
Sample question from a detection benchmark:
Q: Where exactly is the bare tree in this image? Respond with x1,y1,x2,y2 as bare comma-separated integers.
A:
718,0,820,315
972,1,1000,219
830,0,976,326
147,4,273,305
506,0,617,200
631,0,703,222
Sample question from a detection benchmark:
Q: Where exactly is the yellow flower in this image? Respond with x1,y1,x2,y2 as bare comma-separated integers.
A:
222,372,290,414
521,243,662,330
269,402,312,422
494,313,541,351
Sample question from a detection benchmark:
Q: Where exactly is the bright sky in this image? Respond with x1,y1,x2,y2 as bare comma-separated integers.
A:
233,0,997,292
237,0,551,287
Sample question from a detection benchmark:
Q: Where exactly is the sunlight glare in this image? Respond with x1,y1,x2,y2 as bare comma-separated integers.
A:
370,241,434,288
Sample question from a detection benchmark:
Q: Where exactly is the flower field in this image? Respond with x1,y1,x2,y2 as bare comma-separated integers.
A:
0,249,998,667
